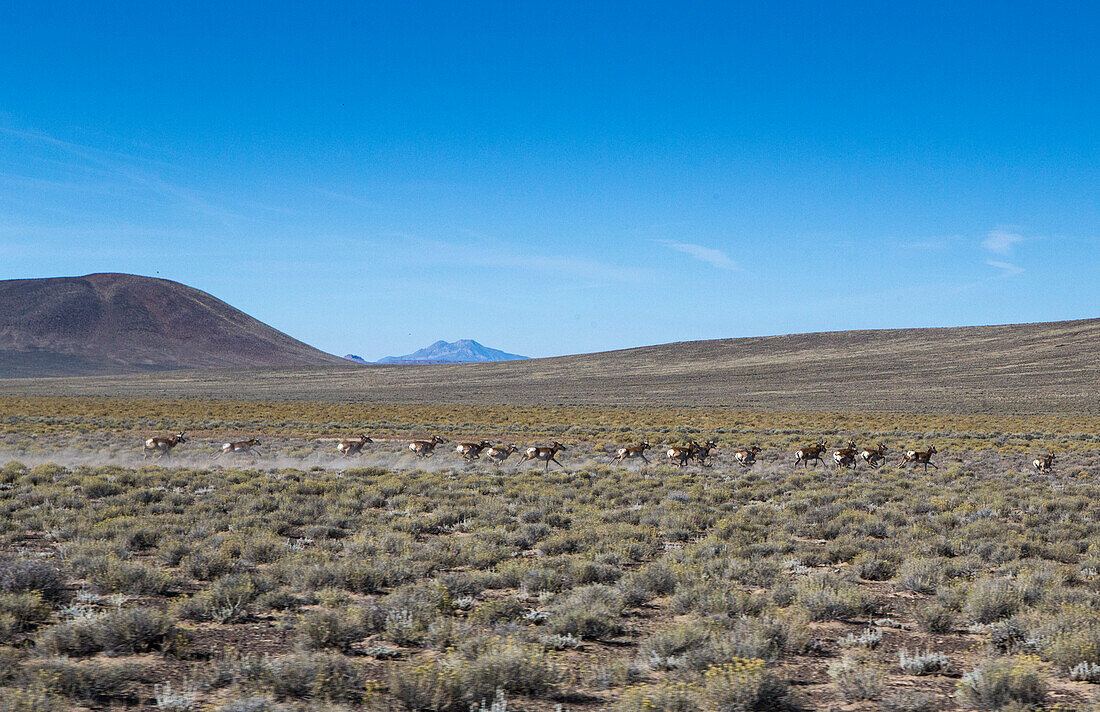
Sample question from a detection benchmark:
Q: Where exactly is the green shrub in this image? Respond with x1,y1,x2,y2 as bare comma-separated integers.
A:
548,584,623,639
205,573,264,623
1037,623,1100,669
182,550,234,581
0,592,50,635
470,598,525,625
636,623,714,672
896,559,941,594
964,579,1020,624
794,573,871,621
618,564,676,607
727,614,811,660
91,606,178,655
243,652,366,702
0,560,66,604
829,656,884,701
956,656,1047,710
916,603,955,633
390,637,558,712
613,683,699,712
0,685,66,712
297,608,366,653
26,658,140,704
882,691,938,712
255,589,303,613
38,607,176,656
853,553,897,581
699,659,795,711
90,560,173,595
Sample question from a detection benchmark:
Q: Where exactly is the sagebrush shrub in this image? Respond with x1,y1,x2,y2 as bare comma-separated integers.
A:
964,579,1020,624
881,691,938,712
853,553,896,581
259,652,366,702
618,564,676,607
297,608,366,652
613,683,699,712
24,658,139,704
916,603,955,633
636,623,714,672
727,614,810,660
700,659,795,711
0,592,50,635
548,584,623,639
90,559,173,595
898,648,949,675
956,656,1047,710
794,573,871,621
839,627,882,650
38,606,176,656
1068,661,1100,682
0,560,66,604
829,656,884,701
389,637,558,712
896,559,941,594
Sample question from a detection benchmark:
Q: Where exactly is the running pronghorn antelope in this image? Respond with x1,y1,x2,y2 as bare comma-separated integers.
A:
666,442,698,469
521,442,567,471
336,435,372,457
832,440,858,470
215,438,262,459
859,443,888,469
900,444,938,471
794,440,828,469
408,436,447,458
485,444,519,464
455,440,491,461
734,446,762,469
611,442,650,465
143,431,187,459
1032,451,1055,473
691,440,719,467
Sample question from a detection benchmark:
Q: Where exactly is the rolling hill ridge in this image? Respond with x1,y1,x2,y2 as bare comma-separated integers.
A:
3,316,1098,415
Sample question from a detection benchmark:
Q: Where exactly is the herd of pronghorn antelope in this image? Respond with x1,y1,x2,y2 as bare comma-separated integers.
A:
140,431,1060,474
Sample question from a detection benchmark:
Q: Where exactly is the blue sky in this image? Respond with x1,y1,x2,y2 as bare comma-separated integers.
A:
1,2,1097,359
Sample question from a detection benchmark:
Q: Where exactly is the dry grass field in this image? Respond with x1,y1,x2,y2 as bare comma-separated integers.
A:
2,398,1100,710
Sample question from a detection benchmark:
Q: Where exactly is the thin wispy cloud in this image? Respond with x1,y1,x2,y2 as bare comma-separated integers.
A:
0,125,248,225
371,233,652,284
896,235,965,250
981,229,1023,255
986,259,1025,276
980,228,1025,275
656,240,739,270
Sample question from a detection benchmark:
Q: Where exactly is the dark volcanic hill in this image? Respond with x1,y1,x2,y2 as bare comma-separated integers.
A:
0,273,347,377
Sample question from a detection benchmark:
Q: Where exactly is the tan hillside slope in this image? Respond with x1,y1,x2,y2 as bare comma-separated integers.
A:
2,318,1097,415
